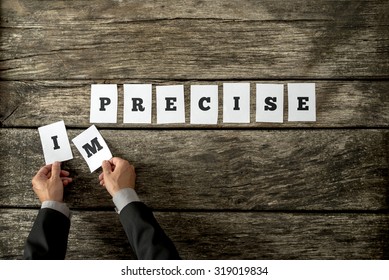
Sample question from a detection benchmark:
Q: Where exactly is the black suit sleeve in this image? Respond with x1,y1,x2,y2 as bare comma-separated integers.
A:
23,208,70,260
119,202,180,260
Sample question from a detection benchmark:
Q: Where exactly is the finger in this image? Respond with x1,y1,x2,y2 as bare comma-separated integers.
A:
61,177,72,182
98,172,104,181
32,164,52,185
60,170,70,177
37,164,52,177
63,179,72,186
51,161,61,178
113,157,131,172
109,157,125,168
109,157,119,164
102,160,112,175
108,158,117,172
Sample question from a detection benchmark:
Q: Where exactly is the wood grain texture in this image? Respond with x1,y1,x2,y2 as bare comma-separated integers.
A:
2,0,387,23
1,0,388,80
1,209,388,260
0,128,387,210
1,0,388,262
1,80,389,128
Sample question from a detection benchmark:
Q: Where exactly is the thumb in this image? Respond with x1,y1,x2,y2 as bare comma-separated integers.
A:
102,160,112,175
51,161,61,179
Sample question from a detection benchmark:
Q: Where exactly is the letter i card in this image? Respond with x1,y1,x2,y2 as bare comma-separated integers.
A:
72,125,112,172
38,120,73,165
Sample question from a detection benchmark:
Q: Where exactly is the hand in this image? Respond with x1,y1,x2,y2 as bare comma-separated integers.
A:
31,162,72,203
99,157,136,197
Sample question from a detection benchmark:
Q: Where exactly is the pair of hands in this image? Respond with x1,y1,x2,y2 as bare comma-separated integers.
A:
31,157,136,203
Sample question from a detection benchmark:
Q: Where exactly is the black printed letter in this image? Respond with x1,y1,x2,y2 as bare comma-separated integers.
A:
199,97,211,111
132,98,145,112
82,137,103,158
297,97,309,111
165,97,177,111
99,97,111,111
233,96,240,110
264,97,277,111
51,135,60,150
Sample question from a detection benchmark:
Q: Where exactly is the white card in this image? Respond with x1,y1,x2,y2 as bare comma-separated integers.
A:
256,84,284,123
190,85,218,124
223,83,250,123
156,85,185,124
123,84,152,124
38,120,73,165
90,84,118,123
288,83,316,122
72,125,112,172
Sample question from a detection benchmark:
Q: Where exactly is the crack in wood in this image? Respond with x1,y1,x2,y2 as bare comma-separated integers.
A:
0,105,20,126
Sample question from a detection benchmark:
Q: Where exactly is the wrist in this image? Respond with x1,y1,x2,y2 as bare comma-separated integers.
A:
40,197,63,203
109,186,134,197
112,188,140,213
41,201,70,218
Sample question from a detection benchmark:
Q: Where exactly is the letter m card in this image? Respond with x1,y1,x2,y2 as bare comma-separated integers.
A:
38,120,73,165
72,125,112,172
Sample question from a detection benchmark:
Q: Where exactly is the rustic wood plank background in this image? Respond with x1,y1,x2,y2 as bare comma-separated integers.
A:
0,0,388,259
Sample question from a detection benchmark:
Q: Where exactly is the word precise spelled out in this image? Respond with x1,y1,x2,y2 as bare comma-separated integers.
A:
90,83,316,124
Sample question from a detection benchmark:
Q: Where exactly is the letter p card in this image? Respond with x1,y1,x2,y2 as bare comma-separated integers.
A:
90,84,118,123
72,125,112,172
38,120,73,165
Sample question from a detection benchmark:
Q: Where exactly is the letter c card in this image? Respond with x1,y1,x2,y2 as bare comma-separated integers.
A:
190,85,218,124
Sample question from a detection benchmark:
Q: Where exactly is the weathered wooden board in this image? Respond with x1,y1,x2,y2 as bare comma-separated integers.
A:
0,0,388,263
1,80,388,128
2,0,388,23
0,128,387,210
1,0,388,80
1,209,388,259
